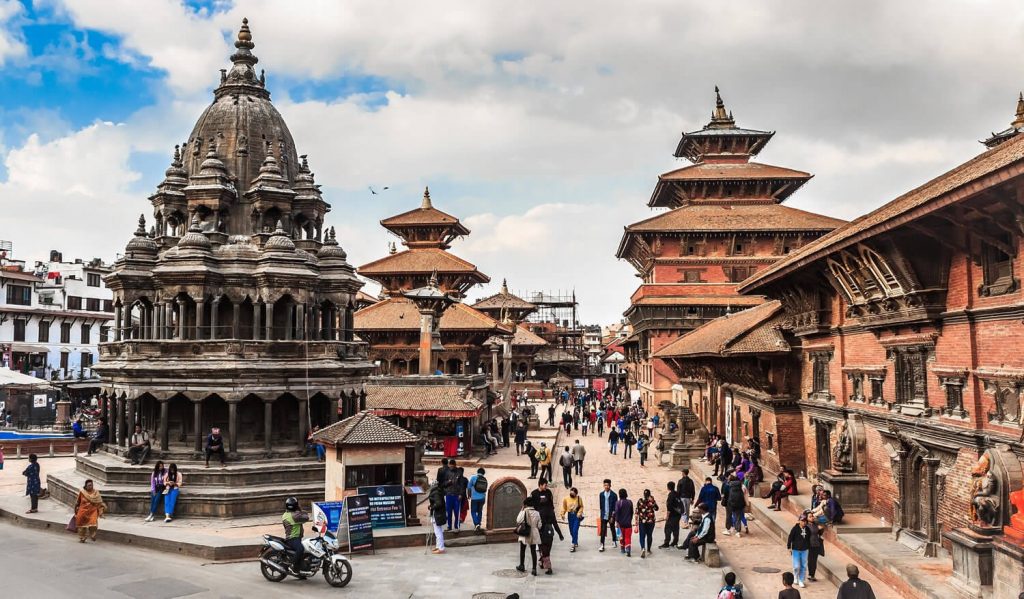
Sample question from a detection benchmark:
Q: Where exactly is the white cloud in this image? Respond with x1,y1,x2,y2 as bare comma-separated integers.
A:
11,0,1024,322
0,0,27,66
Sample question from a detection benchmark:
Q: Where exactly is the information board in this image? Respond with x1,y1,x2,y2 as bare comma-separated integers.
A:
345,494,374,553
312,500,345,533
357,484,406,529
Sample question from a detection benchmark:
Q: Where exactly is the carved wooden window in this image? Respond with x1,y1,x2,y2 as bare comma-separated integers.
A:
766,431,774,451
728,266,750,283
942,379,965,417
893,348,928,405
980,234,1016,296
827,259,859,303
810,351,832,399
681,269,703,283
681,240,700,256
849,372,865,401
870,376,884,403
859,245,904,295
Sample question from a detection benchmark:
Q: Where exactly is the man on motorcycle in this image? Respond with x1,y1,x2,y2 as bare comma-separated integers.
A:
282,496,310,575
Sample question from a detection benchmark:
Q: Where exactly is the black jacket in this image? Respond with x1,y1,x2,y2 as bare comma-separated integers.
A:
787,523,811,551
726,480,745,509
677,476,696,499
666,490,682,516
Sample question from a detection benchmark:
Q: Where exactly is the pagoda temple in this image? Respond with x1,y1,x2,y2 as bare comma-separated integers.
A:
48,19,375,517
616,87,845,408
354,188,512,375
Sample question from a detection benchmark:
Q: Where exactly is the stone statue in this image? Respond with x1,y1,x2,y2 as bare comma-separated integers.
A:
832,421,853,472
969,452,1000,528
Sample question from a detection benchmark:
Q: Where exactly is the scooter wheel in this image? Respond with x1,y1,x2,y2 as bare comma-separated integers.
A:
323,559,352,588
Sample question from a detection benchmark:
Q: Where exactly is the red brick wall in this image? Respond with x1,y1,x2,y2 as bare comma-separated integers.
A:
863,424,897,524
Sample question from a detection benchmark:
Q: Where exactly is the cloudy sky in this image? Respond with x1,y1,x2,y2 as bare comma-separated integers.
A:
1,0,1022,324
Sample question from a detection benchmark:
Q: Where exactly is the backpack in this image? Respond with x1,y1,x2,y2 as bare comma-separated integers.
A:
473,475,488,494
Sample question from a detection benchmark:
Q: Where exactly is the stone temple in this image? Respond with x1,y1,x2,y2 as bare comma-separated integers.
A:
48,18,375,517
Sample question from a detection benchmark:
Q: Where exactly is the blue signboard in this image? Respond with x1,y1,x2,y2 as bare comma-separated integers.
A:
357,485,406,529
312,500,345,533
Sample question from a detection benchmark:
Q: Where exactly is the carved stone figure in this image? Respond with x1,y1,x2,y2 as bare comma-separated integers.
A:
973,470,1001,528
832,420,853,472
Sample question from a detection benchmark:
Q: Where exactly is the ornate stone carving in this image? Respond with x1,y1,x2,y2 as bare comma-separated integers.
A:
968,445,1024,535
832,420,854,473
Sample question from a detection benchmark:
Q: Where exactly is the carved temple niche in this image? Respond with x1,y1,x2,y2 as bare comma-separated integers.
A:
978,373,1024,428
934,368,970,419
777,279,831,336
807,350,833,402
883,425,954,556
968,444,1024,535
885,343,934,416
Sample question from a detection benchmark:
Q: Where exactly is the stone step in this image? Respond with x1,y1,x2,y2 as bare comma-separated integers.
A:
75,453,325,487
47,468,324,518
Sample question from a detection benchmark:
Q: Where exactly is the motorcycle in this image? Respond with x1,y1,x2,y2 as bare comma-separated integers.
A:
259,523,353,587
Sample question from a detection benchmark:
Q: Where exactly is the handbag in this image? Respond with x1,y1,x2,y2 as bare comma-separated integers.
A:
66,513,78,533
514,520,531,537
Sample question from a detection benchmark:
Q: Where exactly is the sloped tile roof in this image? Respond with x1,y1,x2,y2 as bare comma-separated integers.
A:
381,206,465,228
658,161,812,182
653,300,787,358
632,295,766,307
512,325,548,347
354,297,509,332
365,384,483,414
741,132,1024,292
473,291,536,311
624,203,846,233
311,410,420,446
357,248,486,276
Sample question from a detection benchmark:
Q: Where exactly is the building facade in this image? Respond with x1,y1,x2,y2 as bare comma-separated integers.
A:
616,88,844,408
1,251,114,390
655,97,1024,597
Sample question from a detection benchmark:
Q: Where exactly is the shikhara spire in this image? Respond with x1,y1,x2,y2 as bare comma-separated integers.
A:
709,85,736,128
217,17,267,98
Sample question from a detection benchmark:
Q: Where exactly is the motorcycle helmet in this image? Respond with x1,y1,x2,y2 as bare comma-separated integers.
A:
285,496,300,512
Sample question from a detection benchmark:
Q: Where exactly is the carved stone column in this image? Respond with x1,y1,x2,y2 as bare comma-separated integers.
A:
297,397,308,452
176,298,187,340
164,302,173,339
116,395,126,447
284,303,294,341
227,399,238,455
126,395,136,434
158,398,169,451
265,302,274,341
232,302,241,339
310,305,320,340
263,399,273,455
490,345,500,385
252,302,261,340
114,305,123,341
193,399,203,453
194,297,204,340
295,303,305,340
210,297,220,340
152,303,161,339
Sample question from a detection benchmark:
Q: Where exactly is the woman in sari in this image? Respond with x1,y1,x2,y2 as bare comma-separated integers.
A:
75,479,107,542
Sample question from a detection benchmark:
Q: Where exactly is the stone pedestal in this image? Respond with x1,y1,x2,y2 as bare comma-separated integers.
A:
528,414,540,431
54,400,72,432
944,528,994,598
819,470,870,513
992,536,1024,599
670,440,704,467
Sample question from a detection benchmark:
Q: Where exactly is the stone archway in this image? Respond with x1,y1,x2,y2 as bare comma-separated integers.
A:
166,393,192,446
309,393,333,429
274,394,300,443
237,394,264,445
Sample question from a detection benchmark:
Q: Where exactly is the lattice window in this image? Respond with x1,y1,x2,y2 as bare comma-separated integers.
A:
859,245,904,295
893,348,928,405
980,234,1017,296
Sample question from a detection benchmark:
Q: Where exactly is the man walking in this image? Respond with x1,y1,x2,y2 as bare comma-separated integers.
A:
514,423,527,456
660,480,681,548
571,439,586,476
837,564,877,599
525,441,539,478
598,478,618,552
444,459,461,530
677,468,696,524
546,404,556,426
468,467,488,531
559,446,574,488
697,476,722,523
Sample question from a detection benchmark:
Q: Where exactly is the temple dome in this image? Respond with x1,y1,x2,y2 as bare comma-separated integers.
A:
182,19,300,191
178,216,212,251
125,214,159,255
264,221,296,252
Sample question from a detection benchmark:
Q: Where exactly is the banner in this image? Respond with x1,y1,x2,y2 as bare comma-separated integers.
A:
345,494,374,553
33,394,47,408
312,500,345,534
573,378,586,388
357,485,406,529
592,378,607,392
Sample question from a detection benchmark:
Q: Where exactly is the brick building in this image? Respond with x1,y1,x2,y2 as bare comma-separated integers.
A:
655,96,1024,596
616,88,844,407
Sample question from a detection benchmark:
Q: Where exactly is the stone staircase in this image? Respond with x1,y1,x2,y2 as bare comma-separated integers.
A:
48,451,325,518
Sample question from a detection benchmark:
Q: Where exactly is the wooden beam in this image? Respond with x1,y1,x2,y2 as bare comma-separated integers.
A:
962,205,1021,238
932,212,1016,257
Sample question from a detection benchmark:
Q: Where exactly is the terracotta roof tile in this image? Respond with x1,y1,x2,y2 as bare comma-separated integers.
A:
365,384,483,414
632,295,766,307
512,325,548,346
357,248,486,276
381,206,464,227
354,297,508,332
311,410,419,445
741,133,1024,292
624,203,846,234
653,300,786,358
473,291,535,311
658,162,811,182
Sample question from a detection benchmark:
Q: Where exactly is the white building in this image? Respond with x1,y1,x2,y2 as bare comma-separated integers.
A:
0,248,114,385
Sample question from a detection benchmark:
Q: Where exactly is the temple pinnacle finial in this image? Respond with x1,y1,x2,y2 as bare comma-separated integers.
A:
273,220,285,234
172,144,181,165
135,214,146,235
429,269,439,288
709,85,735,128
189,213,202,231
421,186,432,209
238,17,252,43
1012,92,1024,129
501,278,509,295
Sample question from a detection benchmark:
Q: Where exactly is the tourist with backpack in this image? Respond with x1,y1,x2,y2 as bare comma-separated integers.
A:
525,440,539,479
623,429,636,460
468,467,488,531
637,432,649,466
559,447,574,488
608,428,619,454
717,571,744,599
